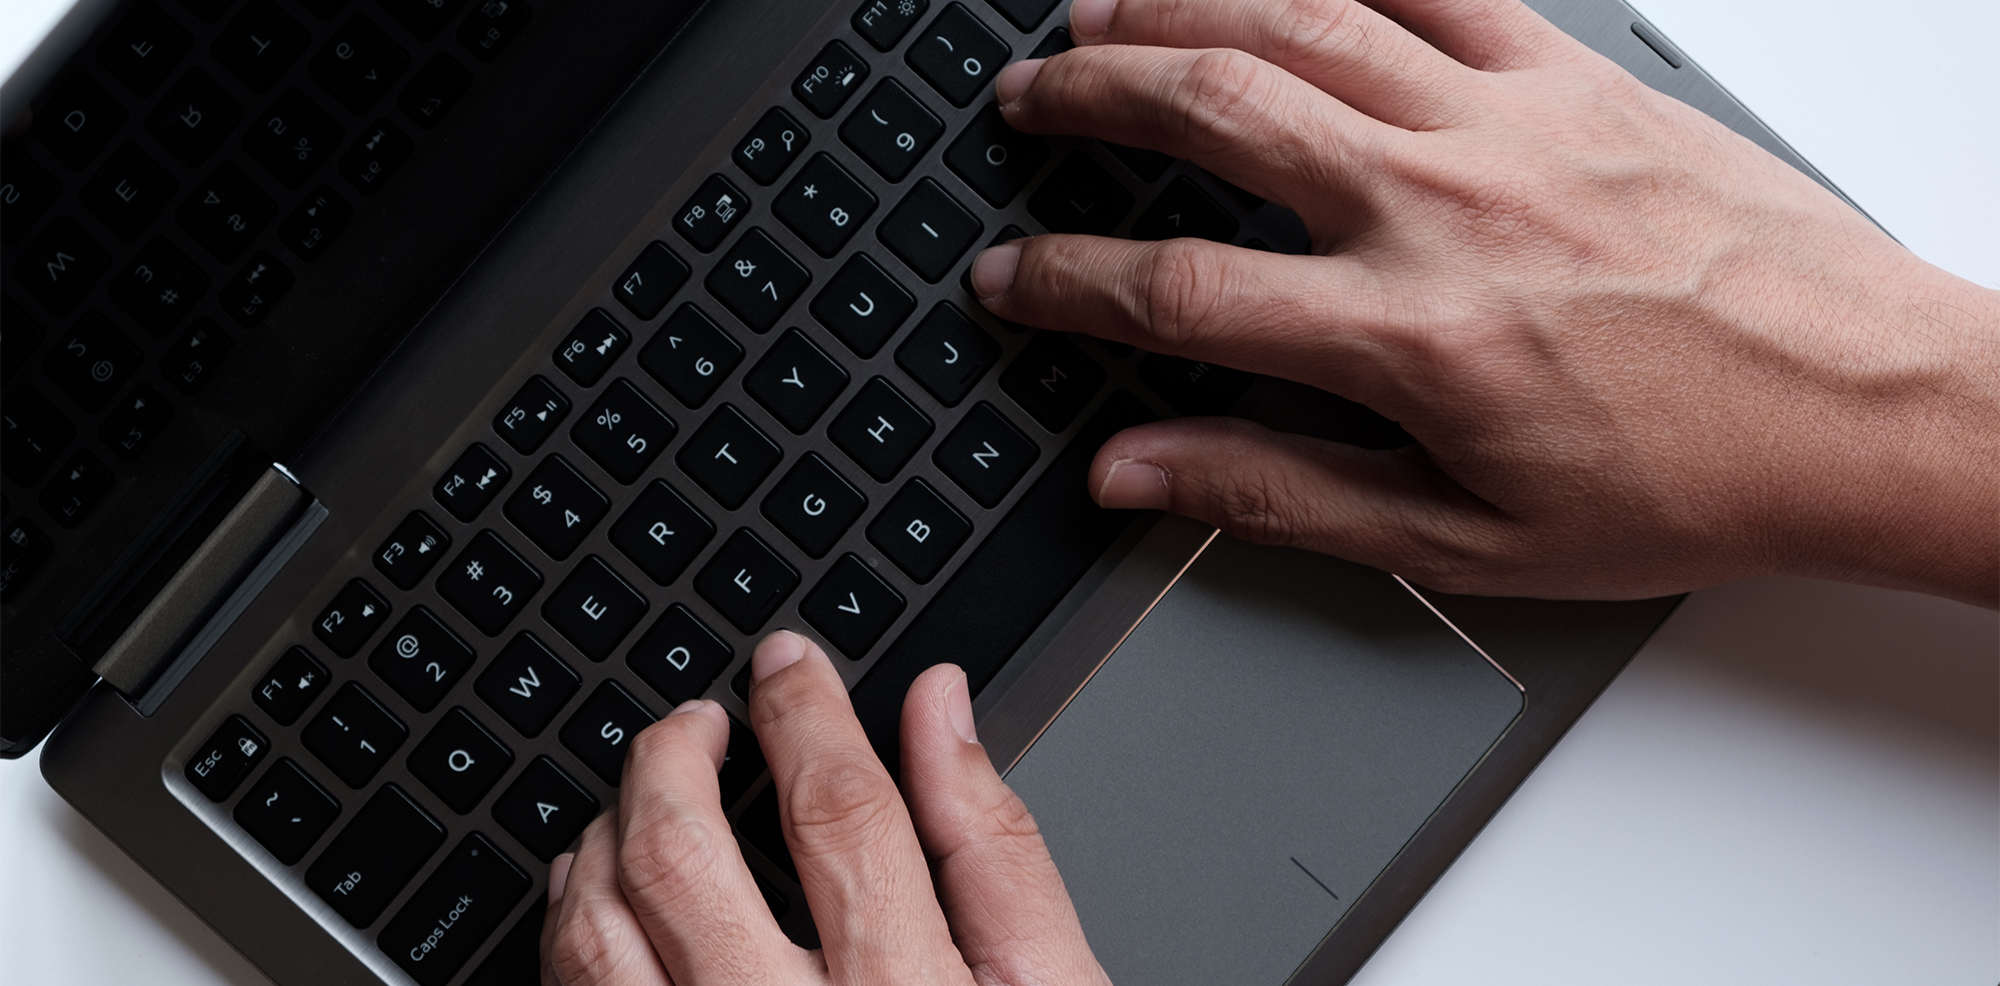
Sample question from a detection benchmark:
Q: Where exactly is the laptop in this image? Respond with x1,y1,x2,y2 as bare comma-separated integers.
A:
0,0,1865,981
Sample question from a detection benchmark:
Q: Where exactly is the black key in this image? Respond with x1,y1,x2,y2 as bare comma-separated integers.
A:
1200,168,1264,210
491,756,596,861
407,708,514,813
505,455,609,560
32,74,126,170
99,384,173,460
558,679,657,785
571,379,675,484
370,606,477,712
744,328,849,433
80,143,178,240
381,0,470,41
737,788,794,879
1,147,60,243
1027,24,1073,58
244,89,343,189
840,79,944,182
773,153,876,258
2,295,45,379
437,530,543,635
2,387,75,484
828,376,933,482
626,604,732,706
1,518,53,599
1103,142,1172,182
675,404,781,509
176,163,275,263
219,250,293,325
339,118,414,194
878,178,981,283
475,633,580,738
1131,175,1239,243
706,228,810,333
380,834,530,986
674,174,751,253
800,554,906,658
792,40,868,118
1028,153,1134,235
614,242,692,320
761,452,865,558
693,528,799,633
493,375,571,454
253,645,330,725
278,184,352,260
14,216,110,315
608,480,714,584
1000,331,1106,432
543,556,648,661
234,759,342,865
867,477,971,582
984,0,1059,30
212,0,309,92
433,442,511,521
160,318,232,393
310,15,410,113
945,103,1050,208
934,401,1038,507
896,301,999,406
458,0,532,62
464,898,546,986
313,578,391,657
854,0,929,50
733,106,809,187
302,681,408,786
811,253,914,358
553,308,630,387
1137,352,1255,415
307,785,446,926
906,3,1008,107
109,236,208,334
145,69,244,167
717,715,765,807
637,304,742,408
40,450,116,527
96,1,193,96
44,311,141,412
185,714,270,801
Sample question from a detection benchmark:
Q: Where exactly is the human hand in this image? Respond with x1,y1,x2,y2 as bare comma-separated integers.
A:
539,630,1109,986
971,0,2000,605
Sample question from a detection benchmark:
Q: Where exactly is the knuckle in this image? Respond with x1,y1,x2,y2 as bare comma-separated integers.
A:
783,755,901,857
1170,49,1266,151
1136,239,1221,348
616,800,724,909
1270,0,1366,63
548,900,625,986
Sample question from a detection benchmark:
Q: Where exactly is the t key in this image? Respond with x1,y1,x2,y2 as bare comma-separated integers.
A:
676,405,782,509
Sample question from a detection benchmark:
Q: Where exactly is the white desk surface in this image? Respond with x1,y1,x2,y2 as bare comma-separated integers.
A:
2,0,1994,983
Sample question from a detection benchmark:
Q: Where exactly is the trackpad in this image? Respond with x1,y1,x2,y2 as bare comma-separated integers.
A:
1004,536,1522,984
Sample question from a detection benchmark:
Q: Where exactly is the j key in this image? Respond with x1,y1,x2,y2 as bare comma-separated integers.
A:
543,555,649,661
433,442,511,521
934,402,1039,507
234,759,341,865
253,645,330,726
840,79,944,183
436,530,543,635
40,451,116,527
458,0,533,62
733,106,809,187
1028,153,1134,236
32,74,125,169
571,379,676,484
1103,142,1172,182
474,633,580,738
744,328,849,433
99,384,172,460
626,604,732,706
638,304,743,408
559,679,657,785
212,0,309,93
614,242,692,320
853,0,929,50
302,681,408,787
310,14,410,114
491,756,596,861
144,69,244,168
867,478,972,582
177,163,276,263
381,0,471,42
243,89,344,189
554,308,630,387
306,785,445,926
505,455,609,560
1,518,53,599
1028,24,1074,58
110,237,208,334
773,153,876,258
278,185,352,261
369,606,477,712
983,0,1061,31
161,319,233,394
1131,175,1240,243
800,554,907,658
828,377,933,482
313,578,391,657
185,714,270,801
675,174,750,253
762,453,866,558
219,250,294,325
706,228,810,333
694,529,799,634
493,375,571,454
1138,352,1255,416
407,708,513,813
896,302,1000,407
945,103,1051,208
878,178,982,283
0,147,58,243
811,253,915,358
96,1,193,96
677,405,781,509
379,834,530,986
906,3,1009,107
80,143,177,241
15,217,110,315
45,311,140,412
792,40,868,119
608,480,715,584
339,118,413,193
1000,331,1107,433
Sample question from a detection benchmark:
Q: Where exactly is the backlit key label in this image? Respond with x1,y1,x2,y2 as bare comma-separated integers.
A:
792,40,869,118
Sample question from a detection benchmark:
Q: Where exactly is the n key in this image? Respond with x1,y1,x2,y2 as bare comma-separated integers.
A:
933,402,1038,508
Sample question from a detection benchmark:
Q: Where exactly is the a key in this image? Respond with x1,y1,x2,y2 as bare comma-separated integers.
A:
474,633,581,738
800,554,906,658
827,376,933,482
45,311,140,412
999,331,1107,432
773,153,877,258
761,452,866,558
878,178,982,283
368,606,477,712
626,604,733,706
570,378,676,484
705,228,811,333
542,555,649,662
1138,352,1256,416
933,401,1039,507
406,708,514,814
338,118,413,194
0,148,59,244
99,384,173,460
2,387,76,485
379,834,531,986
277,185,352,261
810,253,915,358
504,455,610,560
80,143,177,240
433,442,511,521
397,52,472,128
144,69,243,167
984,0,1061,30
253,645,329,726
184,715,270,801
693,529,800,634
177,163,277,262
792,40,869,118
380,0,471,41
1103,142,1173,182
558,680,658,785
733,106,810,187
906,3,1009,107
309,14,410,114
614,241,692,319
675,174,751,253
493,375,571,455
866,477,972,582
553,308,631,387
312,578,391,657
1,518,53,599
39,450,116,527
944,103,1051,208
638,303,743,409
14,217,110,315
219,250,293,325
743,328,849,433
97,1,193,96
608,479,716,585
458,0,533,62
1131,175,1240,243
854,0,929,50
110,236,209,334
1027,153,1134,235
233,759,342,865
491,756,597,862
302,681,408,787
243,89,344,189
840,79,944,182
895,302,1000,406
160,319,234,394
675,404,782,509
437,530,543,635
306,784,445,926
213,0,309,93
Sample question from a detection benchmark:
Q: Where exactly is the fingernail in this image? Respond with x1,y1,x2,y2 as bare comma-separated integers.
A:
668,697,710,717
1097,460,1170,509
970,243,1020,298
547,853,574,905
994,58,1044,105
752,629,811,683
1070,0,1117,39
945,670,978,744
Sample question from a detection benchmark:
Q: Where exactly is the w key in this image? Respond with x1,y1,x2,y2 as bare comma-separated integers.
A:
504,455,610,560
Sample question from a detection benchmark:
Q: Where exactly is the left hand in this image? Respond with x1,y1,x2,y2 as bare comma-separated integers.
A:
538,630,1110,986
